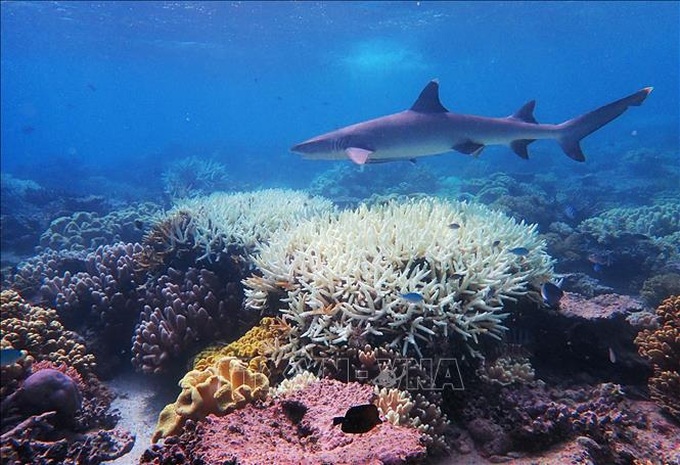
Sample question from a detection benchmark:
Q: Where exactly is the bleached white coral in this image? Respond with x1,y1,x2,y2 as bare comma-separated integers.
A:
245,197,554,369
273,371,320,397
160,189,335,261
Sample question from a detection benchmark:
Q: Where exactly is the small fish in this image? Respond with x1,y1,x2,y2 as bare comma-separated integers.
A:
134,219,144,230
492,240,501,248
541,282,564,307
448,223,461,230
400,292,424,303
332,404,382,434
0,348,25,366
508,247,530,256
608,347,617,364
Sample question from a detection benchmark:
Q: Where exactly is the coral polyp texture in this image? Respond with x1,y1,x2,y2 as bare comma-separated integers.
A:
245,197,554,370
0,290,96,383
635,294,680,422
164,189,335,261
579,201,680,243
152,355,269,442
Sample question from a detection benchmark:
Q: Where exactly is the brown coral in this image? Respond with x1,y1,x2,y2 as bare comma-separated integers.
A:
0,290,96,387
152,356,269,442
635,295,680,422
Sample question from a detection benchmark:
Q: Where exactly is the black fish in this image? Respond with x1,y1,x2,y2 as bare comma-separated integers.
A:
541,282,564,307
332,404,382,434
448,222,461,230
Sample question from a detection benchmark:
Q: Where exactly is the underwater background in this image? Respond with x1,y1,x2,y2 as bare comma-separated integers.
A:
1,2,679,465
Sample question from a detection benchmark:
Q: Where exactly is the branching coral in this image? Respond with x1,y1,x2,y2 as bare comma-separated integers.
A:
635,295,680,422
131,266,249,374
39,243,144,375
161,156,231,200
166,189,335,261
152,356,269,442
245,197,554,371
477,355,535,386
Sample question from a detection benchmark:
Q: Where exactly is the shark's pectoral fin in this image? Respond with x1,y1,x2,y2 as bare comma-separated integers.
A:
452,141,485,157
510,139,536,159
345,147,373,165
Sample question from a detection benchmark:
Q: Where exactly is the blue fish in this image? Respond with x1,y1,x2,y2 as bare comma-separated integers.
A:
508,247,530,256
541,282,564,307
400,292,424,303
0,348,25,366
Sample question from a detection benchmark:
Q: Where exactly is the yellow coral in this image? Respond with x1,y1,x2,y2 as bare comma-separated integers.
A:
192,317,289,373
152,356,269,443
635,295,680,421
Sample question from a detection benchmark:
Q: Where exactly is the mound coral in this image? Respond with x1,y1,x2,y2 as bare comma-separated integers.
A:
635,295,680,422
38,202,161,253
142,378,426,465
0,290,96,384
152,356,269,442
245,197,554,371
579,201,680,243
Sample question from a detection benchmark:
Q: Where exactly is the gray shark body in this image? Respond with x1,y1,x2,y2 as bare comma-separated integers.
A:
291,80,652,164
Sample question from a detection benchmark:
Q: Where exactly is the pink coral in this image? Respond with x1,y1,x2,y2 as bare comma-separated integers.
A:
143,378,426,465
558,292,646,320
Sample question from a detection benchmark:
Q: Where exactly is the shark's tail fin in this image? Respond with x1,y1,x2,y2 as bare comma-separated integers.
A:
557,87,653,161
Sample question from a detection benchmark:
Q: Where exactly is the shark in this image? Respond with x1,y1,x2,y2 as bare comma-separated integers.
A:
290,80,652,164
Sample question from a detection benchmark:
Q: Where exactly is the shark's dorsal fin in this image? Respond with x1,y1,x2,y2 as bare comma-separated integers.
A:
410,80,449,113
509,100,538,124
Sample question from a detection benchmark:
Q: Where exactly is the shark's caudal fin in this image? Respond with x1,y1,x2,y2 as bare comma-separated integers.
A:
557,87,653,161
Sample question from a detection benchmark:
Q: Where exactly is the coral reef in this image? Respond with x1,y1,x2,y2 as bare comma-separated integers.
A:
0,289,96,394
640,272,680,307
0,361,133,465
152,356,269,442
162,189,335,261
39,243,144,375
161,156,231,200
246,197,554,372
37,202,161,253
132,265,251,374
477,355,535,386
579,202,680,243
142,378,426,465
635,295,680,422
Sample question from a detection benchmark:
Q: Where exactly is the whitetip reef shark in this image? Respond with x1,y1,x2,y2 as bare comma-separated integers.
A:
291,80,652,164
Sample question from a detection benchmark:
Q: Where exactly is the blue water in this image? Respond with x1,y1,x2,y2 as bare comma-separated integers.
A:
1,1,678,196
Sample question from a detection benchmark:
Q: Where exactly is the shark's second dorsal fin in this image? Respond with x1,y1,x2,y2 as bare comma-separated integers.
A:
410,80,449,113
509,100,538,124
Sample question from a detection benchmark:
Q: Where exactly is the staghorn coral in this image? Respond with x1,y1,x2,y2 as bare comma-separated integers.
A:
245,197,554,372
131,265,249,374
142,377,426,465
635,295,680,422
152,356,269,442
0,290,96,385
37,202,161,253
165,189,335,261
161,156,231,200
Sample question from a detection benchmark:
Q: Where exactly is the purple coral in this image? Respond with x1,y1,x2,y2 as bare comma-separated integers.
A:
132,266,247,374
